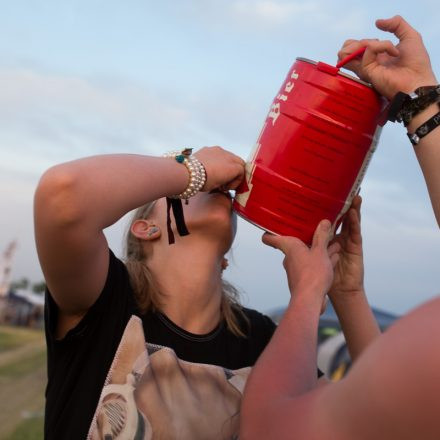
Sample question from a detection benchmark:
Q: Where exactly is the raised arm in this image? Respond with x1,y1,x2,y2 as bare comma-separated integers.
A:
34,148,244,331
338,15,440,226
241,220,440,440
328,196,380,361
240,221,337,438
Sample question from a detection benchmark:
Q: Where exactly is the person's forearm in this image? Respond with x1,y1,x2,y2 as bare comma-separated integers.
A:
330,289,380,361
36,154,189,231
245,293,322,404
407,101,440,227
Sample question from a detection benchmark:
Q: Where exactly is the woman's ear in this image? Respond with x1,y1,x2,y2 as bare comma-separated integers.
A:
131,219,161,241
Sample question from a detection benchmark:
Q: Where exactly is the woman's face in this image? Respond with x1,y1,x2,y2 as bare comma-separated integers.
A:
152,190,237,252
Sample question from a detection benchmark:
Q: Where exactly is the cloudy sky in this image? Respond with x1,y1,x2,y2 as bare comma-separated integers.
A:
1,0,439,316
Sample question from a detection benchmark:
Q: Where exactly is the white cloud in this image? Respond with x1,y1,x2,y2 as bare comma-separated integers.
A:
0,67,192,167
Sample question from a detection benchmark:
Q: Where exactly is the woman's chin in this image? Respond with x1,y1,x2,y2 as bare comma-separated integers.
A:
186,210,235,247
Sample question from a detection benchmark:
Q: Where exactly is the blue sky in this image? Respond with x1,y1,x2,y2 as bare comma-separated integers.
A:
1,0,439,315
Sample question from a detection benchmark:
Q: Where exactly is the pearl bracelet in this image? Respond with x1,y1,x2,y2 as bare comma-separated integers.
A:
163,148,207,201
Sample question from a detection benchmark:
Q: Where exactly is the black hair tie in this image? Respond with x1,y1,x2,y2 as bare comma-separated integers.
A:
166,198,190,245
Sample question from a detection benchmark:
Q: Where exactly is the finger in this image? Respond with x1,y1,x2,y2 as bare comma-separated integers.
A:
348,209,363,245
262,233,305,255
228,167,245,190
262,232,286,252
375,15,420,42
337,38,379,62
363,40,399,61
338,41,363,63
328,241,341,257
341,39,358,49
311,219,332,250
233,155,246,167
351,195,362,216
330,252,340,268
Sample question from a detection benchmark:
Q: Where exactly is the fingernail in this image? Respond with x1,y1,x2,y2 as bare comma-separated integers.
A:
321,220,331,231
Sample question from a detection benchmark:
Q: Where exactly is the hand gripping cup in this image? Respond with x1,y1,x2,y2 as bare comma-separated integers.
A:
233,54,387,244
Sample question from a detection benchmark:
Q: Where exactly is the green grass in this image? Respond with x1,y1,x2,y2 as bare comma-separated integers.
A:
0,348,46,378
8,416,44,440
0,325,44,353
0,325,46,439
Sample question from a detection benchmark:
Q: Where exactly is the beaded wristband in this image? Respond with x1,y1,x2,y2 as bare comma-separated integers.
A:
163,148,207,201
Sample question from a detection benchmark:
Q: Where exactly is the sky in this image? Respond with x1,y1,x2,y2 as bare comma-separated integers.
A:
0,0,439,316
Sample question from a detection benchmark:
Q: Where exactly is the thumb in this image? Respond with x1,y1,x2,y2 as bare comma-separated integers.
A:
375,15,418,41
262,233,305,255
311,220,332,250
262,233,285,251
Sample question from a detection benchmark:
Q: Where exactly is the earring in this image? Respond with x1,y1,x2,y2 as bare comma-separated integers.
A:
221,258,229,271
146,226,159,237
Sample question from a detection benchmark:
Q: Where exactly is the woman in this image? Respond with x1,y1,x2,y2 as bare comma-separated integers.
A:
36,147,275,439
241,15,440,440
36,92,377,440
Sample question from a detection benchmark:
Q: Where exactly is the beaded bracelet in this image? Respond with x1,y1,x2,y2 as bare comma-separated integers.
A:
163,148,207,201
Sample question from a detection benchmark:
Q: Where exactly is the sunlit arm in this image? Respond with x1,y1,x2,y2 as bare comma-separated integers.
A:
240,291,325,439
240,296,440,440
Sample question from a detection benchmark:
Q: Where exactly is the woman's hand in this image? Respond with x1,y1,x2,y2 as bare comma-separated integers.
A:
194,146,245,192
262,220,339,304
328,195,364,302
338,15,437,99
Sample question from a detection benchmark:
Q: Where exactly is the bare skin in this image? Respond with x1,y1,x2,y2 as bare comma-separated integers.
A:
338,15,440,225
328,196,380,361
34,146,245,338
241,16,440,440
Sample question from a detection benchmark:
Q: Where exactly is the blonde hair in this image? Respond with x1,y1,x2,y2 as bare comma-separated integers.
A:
124,202,249,337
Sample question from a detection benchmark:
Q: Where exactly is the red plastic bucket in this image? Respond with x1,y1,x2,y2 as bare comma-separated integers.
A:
233,57,386,244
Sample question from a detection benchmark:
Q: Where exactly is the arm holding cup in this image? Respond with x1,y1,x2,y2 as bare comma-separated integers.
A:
338,15,440,226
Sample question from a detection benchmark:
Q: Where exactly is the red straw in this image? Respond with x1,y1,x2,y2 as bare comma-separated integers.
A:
336,46,366,69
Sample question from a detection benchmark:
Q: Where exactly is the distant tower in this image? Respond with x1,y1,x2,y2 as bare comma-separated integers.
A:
0,241,18,297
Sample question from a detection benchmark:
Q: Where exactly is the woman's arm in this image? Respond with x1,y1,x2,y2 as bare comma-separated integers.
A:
35,155,188,315
338,15,440,225
34,148,244,323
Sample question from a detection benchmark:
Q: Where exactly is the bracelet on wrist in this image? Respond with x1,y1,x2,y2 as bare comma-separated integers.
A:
163,148,207,202
407,109,440,146
387,85,440,127
162,148,207,245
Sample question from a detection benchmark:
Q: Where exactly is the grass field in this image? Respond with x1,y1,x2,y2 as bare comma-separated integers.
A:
0,325,46,439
